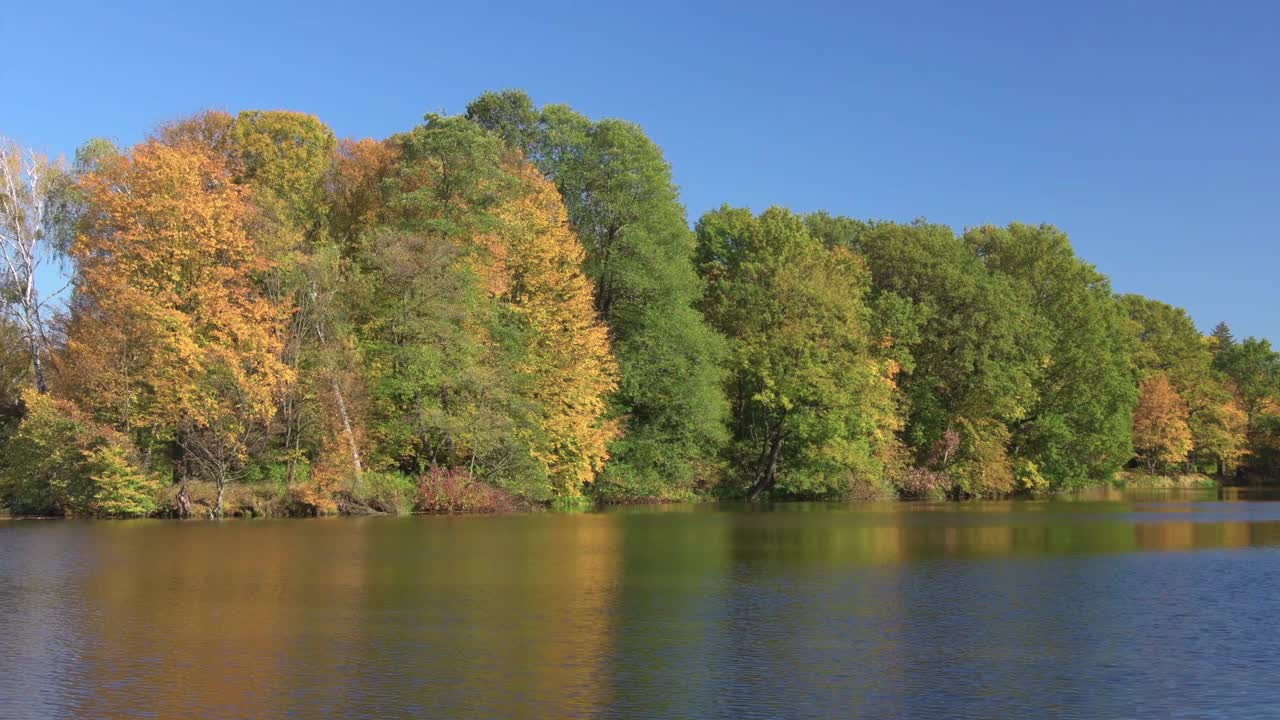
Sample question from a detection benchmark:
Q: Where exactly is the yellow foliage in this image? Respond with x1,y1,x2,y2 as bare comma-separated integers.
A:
481,165,619,494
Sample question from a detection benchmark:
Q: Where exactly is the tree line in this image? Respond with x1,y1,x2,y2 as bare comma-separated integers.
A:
0,90,1275,517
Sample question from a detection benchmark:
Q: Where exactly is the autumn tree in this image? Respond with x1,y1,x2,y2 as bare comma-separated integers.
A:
468,91,729,500
1214,337,1280,435
1132,373,1193,473
1213,336,1280,475
329,137,398,260
227,111,362,486
359,114,616,499
1122,294,1245,474
65,139,291,515
488,164,618,493
159,110,371,489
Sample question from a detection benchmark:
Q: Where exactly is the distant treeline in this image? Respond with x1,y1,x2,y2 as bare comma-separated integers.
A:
0,90,1275,517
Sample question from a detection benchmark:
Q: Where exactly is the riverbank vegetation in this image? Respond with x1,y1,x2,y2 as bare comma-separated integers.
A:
2,91,1278,517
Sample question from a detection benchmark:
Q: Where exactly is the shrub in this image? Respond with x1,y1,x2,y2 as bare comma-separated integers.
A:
415,468,518,513
84,443,161,518
0,391,91,515
0,390,159,518
354,471,416,515
897,467,949,499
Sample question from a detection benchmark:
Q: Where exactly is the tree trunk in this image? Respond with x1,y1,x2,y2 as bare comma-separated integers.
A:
747,432,784,501
314,321,362,489
212,475,226,519
176,484,192,518
28,334,46,393
332,376,364,490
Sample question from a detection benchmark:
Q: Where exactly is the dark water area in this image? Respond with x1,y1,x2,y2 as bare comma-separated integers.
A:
3,488,1280,719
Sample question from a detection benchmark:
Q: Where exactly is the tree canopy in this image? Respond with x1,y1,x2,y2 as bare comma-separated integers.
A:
2,92,1277,517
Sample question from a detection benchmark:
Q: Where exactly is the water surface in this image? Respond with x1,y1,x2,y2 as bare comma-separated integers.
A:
3,488,1280,719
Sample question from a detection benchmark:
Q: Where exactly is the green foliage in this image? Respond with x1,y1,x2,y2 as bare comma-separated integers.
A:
351,112,618,503
468,91,730,499
231,110,338,240
844,220,1045,495
19,91,1280,516
0,391,91,515
967,223,1136,489
354,115,549,498
1215,337,1280,426
0,390,158,517
355,471,417,515
83,443,160,518
1123,294,1246,474
696,206,899,499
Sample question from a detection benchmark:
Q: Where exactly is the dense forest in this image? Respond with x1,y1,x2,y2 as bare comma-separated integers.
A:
1,90,1277,518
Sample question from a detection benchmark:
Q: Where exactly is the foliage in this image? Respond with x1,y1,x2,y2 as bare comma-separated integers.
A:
966,223,1136,490
9,94,1280,516
468,91,729,499
64,139,291,515
1133,374,1193,473
1122,294,1250,475
352,471,417,515
0,390,158,517
415,467,519,513
354,113,616,500
696,206,899,499
841,220,1045,496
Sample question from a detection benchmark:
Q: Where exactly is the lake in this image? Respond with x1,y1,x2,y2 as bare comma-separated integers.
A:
2,488,1280,719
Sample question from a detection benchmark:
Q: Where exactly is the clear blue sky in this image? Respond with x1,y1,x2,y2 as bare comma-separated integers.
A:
4,0,1276,341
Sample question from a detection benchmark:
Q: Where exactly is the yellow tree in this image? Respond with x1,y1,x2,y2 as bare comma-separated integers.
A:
485,165,618,495
1133,373,1193,474
65,139,291,514
371,116,617,501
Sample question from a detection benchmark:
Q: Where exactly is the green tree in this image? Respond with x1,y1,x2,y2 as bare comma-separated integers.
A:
230,110,337,244
696,206,899,499
843,220,1046,496
467,91,729,500
0,389,158,517
965,223,1136,489
1214,337,1280,440
1210,321,1235,355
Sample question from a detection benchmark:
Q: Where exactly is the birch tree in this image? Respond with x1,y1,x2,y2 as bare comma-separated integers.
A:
0,138,68,393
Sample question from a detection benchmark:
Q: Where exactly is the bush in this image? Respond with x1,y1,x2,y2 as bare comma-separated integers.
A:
84,443,161,518
0,390,158,517
415,468,518,513
353,471,416,515
897,467,949,499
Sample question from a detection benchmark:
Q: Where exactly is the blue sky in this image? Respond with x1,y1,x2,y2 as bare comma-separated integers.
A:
4,0,1276,340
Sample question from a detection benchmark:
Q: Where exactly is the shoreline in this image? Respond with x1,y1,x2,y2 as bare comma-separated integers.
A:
3,478,1257,521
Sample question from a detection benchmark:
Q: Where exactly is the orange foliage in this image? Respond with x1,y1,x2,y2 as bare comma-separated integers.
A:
329,138,399,253
65,139,291,443
1133,373,1193,471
